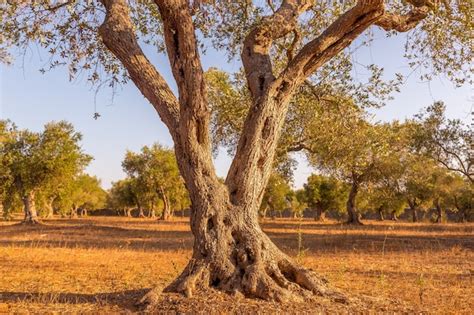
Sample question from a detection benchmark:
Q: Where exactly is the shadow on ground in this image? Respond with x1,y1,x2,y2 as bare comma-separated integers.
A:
0,289,147,311
0,217,472,253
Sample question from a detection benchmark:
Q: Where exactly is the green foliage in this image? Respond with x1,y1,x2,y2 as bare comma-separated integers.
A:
122,143,187,214
68,174,106,213
411,102,472,182
0,120,91,217
107,178,137,211
303,174,347,215
260,173,291,218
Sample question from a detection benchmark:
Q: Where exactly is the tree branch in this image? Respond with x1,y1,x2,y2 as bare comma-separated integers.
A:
375,6,430,32
241,0,311,101
281,0,385,82
98,0,180,133
154,1,208,123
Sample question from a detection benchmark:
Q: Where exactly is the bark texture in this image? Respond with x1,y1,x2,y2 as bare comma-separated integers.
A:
97,0,431,307
22,191,40,224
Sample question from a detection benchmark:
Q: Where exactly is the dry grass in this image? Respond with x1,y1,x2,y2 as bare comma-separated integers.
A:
0,216,472,313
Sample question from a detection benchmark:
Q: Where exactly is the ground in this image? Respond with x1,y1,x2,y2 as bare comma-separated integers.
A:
0,216,472,313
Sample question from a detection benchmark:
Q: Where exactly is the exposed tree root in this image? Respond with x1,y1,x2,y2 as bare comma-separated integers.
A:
137,233,349,310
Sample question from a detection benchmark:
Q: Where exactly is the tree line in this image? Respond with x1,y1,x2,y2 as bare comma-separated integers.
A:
1,100,471,224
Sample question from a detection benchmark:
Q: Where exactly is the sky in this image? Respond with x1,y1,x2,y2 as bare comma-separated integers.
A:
0,28,472,190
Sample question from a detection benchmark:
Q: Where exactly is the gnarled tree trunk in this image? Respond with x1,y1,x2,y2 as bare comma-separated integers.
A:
22,191,40,224
70,206,79,218
97,0,419,307
158,187,171,221
346,181,363,225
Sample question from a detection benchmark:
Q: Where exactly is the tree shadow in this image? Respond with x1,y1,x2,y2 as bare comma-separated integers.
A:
0,289,148,311
1,217,472,254
260,220,473,234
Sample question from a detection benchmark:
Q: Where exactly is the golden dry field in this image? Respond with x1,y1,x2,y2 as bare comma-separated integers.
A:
0,217,472,313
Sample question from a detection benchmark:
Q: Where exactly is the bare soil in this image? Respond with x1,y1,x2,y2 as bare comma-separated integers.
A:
0,217,472,313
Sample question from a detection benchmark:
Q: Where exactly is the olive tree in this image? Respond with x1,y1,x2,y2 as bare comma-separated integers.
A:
0,121,90,223
108,178,139,217
412,102,473,183
1,0,471,304
260,173,291,219
122,144,183,220
303,174,347,221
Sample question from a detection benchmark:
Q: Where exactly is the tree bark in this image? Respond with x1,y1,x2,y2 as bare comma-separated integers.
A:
22,191,40,224
80,208,88,217
346,181,363,225
97,0,412,307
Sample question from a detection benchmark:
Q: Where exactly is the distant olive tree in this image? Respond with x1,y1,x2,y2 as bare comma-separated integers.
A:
0,121,90,223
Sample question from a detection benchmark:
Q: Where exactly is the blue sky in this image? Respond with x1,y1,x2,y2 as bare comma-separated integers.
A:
1,29,472,189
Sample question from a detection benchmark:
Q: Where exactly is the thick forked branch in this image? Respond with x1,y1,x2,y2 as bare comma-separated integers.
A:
281,0,385,81
242,0,312,101
226,0,386,207
98,0,180,133
375,0,433,32
154,1,209,128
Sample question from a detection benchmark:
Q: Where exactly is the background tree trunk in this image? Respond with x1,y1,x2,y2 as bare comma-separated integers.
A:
412,208,418,222
314,207,326,221
45,198,55,218
70,206,78,218
435,199,443,223
346,181,363,225
159,187,171,221
408,199,419,222
377,207,384,221
22,191,39,224
391,210,398,221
